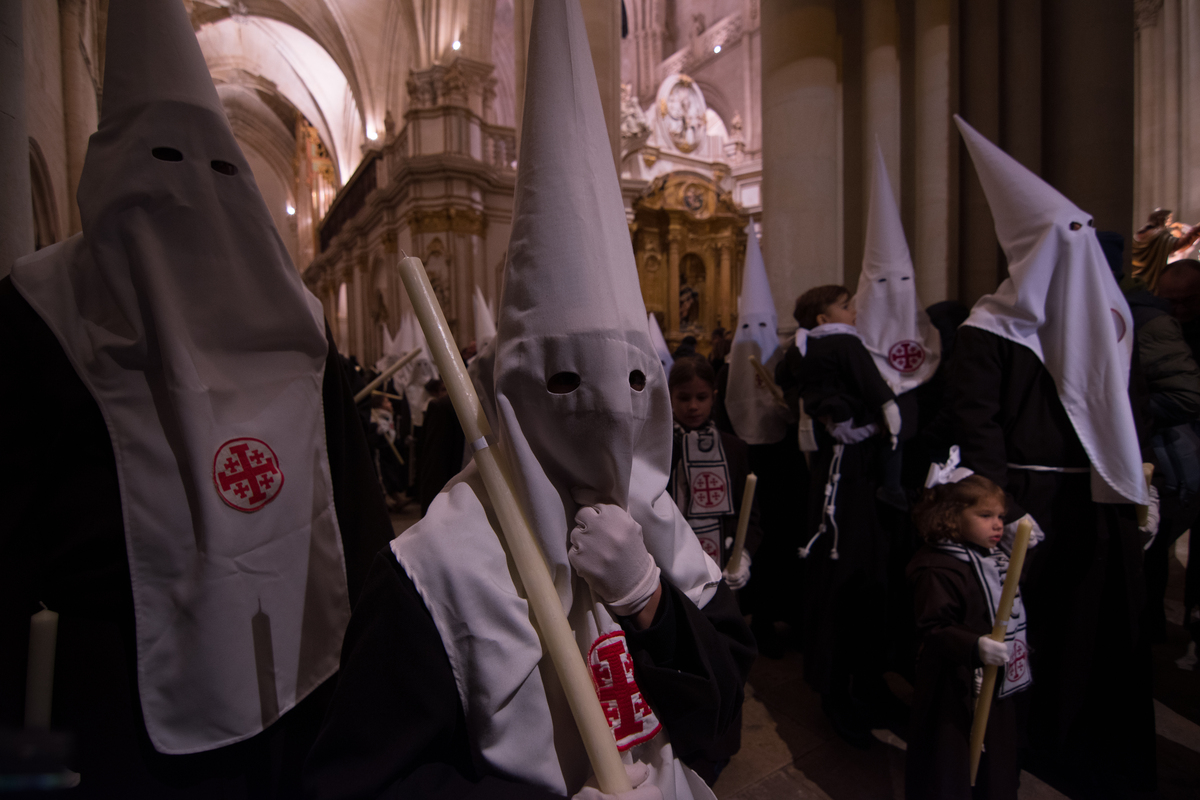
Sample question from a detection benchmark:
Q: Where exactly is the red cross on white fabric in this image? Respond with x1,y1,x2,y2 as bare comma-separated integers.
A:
213,438,284,512
887,340,926,374
587,631,661,750
691,471,727,509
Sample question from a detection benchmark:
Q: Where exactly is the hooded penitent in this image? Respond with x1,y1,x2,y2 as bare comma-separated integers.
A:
395,309,438,425
473,285,497,351
955,116,1148,505
855,144,941,395
648,312,674,372
9,0,349,754
392,0,719,795
725,224,789,444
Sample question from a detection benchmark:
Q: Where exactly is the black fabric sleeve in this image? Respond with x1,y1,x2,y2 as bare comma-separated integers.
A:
620,580,756,767
947,327,1027,521
910,566,983,670
302,550,564,800
842,336,896,410
321,327,396,605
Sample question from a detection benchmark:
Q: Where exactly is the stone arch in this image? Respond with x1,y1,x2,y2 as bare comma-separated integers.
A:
28,138,59,251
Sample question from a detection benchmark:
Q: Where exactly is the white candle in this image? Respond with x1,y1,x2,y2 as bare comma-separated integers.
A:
25,606,59,730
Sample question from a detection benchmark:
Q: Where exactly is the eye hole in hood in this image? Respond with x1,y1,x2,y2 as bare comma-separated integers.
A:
629,370,646,391
152,147,183,162
547,371,580,394
211,160,238,176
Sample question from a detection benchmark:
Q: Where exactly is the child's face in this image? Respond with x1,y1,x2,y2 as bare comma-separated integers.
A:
670,376,714,430
959,496,1006,550
817,293,856,327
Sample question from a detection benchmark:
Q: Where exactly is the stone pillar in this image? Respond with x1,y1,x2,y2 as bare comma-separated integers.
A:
59,0,97,237
1042,0,1134,251
580,0,621,171
761,0,841,321
863,0,901,218
667,223,682,334
1,0,33,278
913,0,951,302
718,242,733,329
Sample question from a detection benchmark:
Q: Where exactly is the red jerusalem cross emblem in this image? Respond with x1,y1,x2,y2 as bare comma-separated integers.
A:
1006,639,1029,683
588,631,662,751
213,438,284,512
887,340,926,373
691,470,727,509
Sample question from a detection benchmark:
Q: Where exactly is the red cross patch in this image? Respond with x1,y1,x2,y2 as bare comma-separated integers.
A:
213,438,284,512
588,631,661,751
1006,639,1029,684
691,470,727,509
887,340,926,373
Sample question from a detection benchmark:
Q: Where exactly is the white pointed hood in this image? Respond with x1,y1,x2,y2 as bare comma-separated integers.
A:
392,0,718,795
396,309,438,423
473,285,497,350
10,0,348,753
725,224,789,444
648,312,674,372
855,144,941,394
956,115,1146,505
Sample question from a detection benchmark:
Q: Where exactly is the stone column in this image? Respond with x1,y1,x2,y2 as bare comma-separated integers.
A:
863,0,900,217
1042,0,1135,249
1,0,33,278
59,0,97,237
913,0,951,302
761,0,841,321
718,241,733,330
667,222,682,334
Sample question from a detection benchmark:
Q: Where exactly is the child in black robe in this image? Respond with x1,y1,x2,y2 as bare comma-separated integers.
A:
906,473,1027,800
777,285,899,747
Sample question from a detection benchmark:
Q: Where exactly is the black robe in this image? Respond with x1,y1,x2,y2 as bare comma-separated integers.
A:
906,547,1020,800
778,334,895,696
0,277,393,798
417,396,467,516
302,551,757,797
947,325,1156,794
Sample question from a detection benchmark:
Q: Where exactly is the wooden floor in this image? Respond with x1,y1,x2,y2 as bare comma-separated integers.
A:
389,506,1200,799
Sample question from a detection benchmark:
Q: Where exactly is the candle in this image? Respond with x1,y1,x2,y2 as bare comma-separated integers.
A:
26,605,59,730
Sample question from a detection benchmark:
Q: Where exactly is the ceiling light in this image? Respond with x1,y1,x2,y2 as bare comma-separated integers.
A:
286,203,296,216
713,45,722,54
452,40,461,51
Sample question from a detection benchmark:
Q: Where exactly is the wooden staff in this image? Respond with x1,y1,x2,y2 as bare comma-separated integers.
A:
748,354,788,408
371,390,405,401
398,256,631,794
724,473,757,576
1137,463,1155,528
353,348,421,404
969,517,1032,786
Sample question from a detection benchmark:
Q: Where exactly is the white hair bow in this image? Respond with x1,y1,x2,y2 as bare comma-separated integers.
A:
924,445,975,488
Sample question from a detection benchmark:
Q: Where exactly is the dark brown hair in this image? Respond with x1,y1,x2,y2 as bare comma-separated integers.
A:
912,474,1006,544
793,285,851,329
668,355,716,392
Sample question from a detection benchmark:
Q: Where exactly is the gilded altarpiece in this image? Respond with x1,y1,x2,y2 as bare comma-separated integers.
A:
633,172,747,352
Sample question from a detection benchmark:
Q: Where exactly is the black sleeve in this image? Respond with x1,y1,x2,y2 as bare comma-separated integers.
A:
713,363,734,435
620,580,755,768
910,565,982,669
321,327,396,605
841,337,895,410
303,550,565,800
775,345,803,418
947,327,1027,520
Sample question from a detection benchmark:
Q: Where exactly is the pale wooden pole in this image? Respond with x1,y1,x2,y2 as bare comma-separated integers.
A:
969,518,1032,786
399,255,631,794
724,473,758,576
353,349,421,404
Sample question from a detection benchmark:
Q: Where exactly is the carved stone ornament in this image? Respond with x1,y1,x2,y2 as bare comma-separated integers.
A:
620,82,651,149
1135,0,1163,32
656,75,707,155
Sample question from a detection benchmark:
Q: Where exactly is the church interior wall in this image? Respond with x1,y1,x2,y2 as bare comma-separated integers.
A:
22,0,71,246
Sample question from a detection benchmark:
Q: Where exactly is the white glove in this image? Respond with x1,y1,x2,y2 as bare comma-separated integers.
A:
1001,513,1045,553
722,552,751,591
882,400,902,450
978,636,1010,666
573,763,662,800
1141,484,1160,550
826,418,879,444
570,494,661,617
